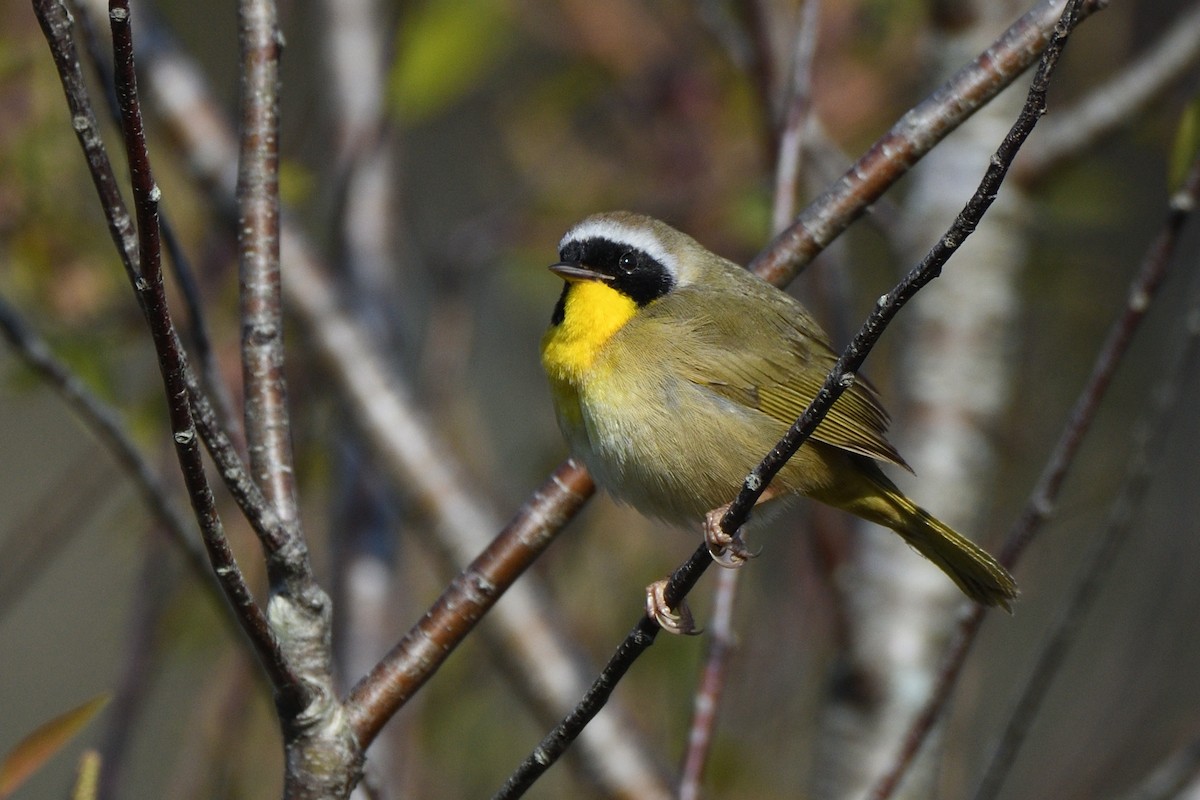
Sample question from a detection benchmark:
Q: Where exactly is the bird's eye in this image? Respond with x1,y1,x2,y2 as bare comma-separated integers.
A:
618,252,637,272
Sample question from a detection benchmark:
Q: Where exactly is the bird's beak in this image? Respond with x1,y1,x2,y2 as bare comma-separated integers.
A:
549,262,613,283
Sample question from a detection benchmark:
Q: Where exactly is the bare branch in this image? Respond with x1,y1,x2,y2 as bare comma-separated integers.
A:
237,0,299,532
867,92,1200,800
969,159,1200,800
1016,0,1200,183
345,458,594,745
33,0,301,702
750,0,1105,286
70,1,241,437
108,0,305,698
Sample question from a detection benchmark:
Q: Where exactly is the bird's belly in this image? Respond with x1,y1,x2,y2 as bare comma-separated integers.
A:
570,368,816,524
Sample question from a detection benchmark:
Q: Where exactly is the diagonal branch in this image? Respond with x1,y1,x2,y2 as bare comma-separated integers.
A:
750,0,1105,286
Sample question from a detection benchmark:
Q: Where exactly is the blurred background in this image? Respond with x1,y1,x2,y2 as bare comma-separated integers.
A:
2,0,1199,797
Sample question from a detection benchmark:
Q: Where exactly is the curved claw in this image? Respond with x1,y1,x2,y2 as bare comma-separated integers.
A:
703,506,760,568
707,534,761,568
645,579,701,635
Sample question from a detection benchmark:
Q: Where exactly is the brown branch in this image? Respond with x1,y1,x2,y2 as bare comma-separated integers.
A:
237,0,300,536
749,0,1105,286
345,458,594,746
33,0,301,703
69,0,241,439
108,0,306,699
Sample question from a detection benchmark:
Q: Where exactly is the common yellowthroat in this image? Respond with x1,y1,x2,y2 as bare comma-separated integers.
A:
541,211,1017,615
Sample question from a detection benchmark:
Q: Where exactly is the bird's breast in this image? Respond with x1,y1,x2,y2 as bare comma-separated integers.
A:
541,282,639,385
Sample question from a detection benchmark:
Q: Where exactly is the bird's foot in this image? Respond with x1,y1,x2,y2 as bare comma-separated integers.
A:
645,579,701,635
703,504,761,568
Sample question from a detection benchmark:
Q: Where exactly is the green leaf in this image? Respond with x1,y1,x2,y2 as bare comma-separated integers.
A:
388,0,512,122
0,694,110,799
1169,96,1200,190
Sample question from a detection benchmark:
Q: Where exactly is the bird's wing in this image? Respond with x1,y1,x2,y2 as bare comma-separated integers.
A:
646,285,909,469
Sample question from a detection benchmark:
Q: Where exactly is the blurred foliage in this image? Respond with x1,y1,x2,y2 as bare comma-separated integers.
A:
388,0,514,122
2,0,1199,798
0,694,109,799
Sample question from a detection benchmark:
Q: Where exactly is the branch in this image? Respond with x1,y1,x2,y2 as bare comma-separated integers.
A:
971,262,1200,799
108,0,305,698
237,0,301,536
1016,0,1200,184
33,0,301,703
866,79,1200,800
71,1,241,437
345,458,594,745
749,0,1105,286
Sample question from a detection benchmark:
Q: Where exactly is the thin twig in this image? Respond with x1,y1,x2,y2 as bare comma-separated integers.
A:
867,61,1200,800
1016,0,1200,184
678,567,740,800
0,295,207,584
70,0,240,437
32,0,301,700
969,159,1200,800
45,0,306,571
750,0,1105,286
34,0,274,550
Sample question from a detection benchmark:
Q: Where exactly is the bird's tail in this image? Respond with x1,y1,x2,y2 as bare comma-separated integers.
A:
860,476,1018,610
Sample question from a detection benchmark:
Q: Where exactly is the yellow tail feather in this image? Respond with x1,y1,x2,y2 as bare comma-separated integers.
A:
852,475,1018,610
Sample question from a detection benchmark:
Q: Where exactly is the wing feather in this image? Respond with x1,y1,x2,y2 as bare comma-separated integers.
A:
641,283,909,469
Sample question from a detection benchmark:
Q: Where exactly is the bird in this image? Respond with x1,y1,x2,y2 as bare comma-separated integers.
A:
540,211,1017,630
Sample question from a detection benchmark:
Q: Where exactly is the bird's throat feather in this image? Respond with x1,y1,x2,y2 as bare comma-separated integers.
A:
541,282,638,383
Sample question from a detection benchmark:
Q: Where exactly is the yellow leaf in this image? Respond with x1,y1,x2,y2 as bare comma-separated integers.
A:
0,694,110,799
70,751,101,800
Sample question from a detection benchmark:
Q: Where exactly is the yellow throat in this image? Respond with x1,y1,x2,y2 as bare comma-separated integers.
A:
541,280,638,384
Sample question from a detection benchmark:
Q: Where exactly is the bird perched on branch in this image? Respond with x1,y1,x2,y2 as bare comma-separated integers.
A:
540,211,1017,631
